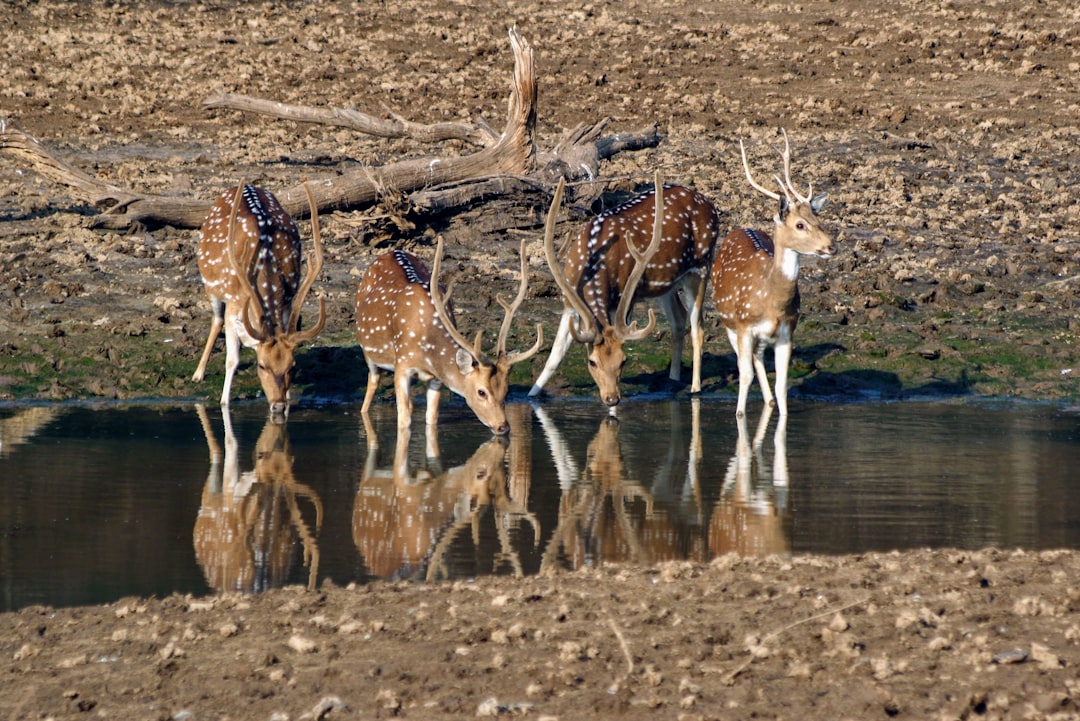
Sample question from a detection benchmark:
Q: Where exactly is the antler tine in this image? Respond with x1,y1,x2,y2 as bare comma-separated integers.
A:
429,238,483,358
740,140,781,202
225,180,268,342
613,170,663,341
777,128,812,204
543,178,597,343
291,181,327,341
496,238,544,365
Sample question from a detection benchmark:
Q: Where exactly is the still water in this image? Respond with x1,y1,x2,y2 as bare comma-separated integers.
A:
1,398,1078,612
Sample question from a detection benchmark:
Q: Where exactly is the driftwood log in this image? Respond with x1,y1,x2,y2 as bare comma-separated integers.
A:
0,29,661,232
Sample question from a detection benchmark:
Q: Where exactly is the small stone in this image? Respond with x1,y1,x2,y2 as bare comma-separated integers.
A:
287,634,318,654
991,649,1028,665
477,697,502,716
1030,643,1061,670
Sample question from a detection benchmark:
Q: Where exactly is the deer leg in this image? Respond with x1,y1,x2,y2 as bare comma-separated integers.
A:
752,341,774,408
659,292,686,383
394,370,414,437
729,328,755,418
220,317,241,407
686,274,707,394
361,360,380,418
424,379,444,459
773,326,793,416
193,298,225,381
529,308,575,397
425,379,442,427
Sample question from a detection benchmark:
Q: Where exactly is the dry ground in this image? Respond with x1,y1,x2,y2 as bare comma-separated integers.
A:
2,1,1080,719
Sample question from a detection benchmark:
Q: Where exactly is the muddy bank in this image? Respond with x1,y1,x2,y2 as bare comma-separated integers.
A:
2,0,1079,406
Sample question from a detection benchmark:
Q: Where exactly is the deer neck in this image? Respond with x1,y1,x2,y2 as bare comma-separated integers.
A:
762,244,801,315
776,246,800,282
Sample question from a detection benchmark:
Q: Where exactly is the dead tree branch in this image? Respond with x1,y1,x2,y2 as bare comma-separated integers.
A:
2,29,660,232
202,90,499,147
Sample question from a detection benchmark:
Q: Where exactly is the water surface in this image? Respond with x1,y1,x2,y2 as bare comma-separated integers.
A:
2,398,1078,612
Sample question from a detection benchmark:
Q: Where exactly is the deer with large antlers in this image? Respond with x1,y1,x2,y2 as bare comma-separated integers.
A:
355,239,543,436
712,130,835,418
192,182,326,422
529,173,719,409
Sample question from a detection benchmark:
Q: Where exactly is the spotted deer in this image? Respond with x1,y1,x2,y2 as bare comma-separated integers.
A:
711,130,835,417
529,173,719,408
192,182,326,422
355,239,543,436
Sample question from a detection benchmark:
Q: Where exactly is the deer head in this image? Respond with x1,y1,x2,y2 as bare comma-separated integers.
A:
740,129,835,260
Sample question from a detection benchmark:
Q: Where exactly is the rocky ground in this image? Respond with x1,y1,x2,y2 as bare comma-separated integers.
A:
2,0,1080,719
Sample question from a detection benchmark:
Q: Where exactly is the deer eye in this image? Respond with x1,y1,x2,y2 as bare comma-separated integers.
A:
796,221,806,231
477,388,488,399
588,359,598,368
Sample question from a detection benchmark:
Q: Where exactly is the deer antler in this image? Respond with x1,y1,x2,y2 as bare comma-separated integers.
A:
288,181,327,341
225,180,269,342
741,130,813,206
543,178,598,343
429,238,484,359
776,129,813,205
611,171,662,341
495,238,544,365
740,141,782,203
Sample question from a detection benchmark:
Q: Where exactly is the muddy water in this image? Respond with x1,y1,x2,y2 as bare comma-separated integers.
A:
1,399,1078,612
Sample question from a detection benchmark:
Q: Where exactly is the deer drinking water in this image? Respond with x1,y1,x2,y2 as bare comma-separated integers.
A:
529,173,719,409
711,130,835,417
354,238,542,436
192,182,326,422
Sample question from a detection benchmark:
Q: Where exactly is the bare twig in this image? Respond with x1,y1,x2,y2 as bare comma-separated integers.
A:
605,611,635,676
202,90,498,147
722,596,870,685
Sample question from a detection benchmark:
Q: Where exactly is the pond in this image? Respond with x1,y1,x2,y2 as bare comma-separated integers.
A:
2,398,1078,612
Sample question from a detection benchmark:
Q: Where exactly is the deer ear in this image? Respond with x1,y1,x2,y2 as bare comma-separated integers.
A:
810,193,828,213
455,347,475,374
774,195,790,225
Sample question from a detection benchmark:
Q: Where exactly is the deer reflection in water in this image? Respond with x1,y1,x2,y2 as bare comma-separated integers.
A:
709,407,791,557
0,407,60,458
537,401,706,573
192,405,323,593
353,405,539,581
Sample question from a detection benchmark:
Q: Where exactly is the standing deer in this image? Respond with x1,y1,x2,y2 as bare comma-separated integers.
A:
192,182,326,422
355,238,542,436
529,173,719,408
712,130,835,417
